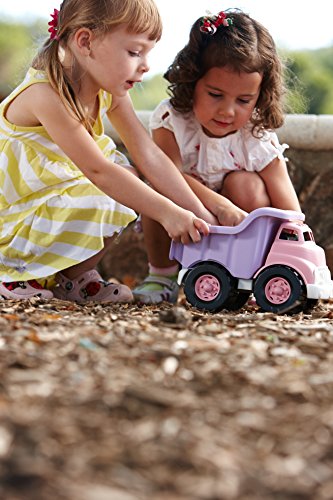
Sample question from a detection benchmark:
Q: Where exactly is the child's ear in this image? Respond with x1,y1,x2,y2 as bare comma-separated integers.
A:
74,28,93,54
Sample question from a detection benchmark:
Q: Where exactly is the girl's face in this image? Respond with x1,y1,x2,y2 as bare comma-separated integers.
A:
193,66,262,138
72,24,156,97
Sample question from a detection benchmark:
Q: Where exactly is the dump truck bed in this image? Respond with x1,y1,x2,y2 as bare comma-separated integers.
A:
170,208,305,280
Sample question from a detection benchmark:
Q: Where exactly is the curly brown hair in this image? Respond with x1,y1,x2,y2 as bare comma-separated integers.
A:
165,10,285,135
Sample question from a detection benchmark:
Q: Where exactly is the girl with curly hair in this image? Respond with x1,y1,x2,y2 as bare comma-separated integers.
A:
134,9,301,305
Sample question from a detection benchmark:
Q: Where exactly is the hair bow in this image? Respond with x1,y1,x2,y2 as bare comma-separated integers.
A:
48,8,60,40
200,10,233,35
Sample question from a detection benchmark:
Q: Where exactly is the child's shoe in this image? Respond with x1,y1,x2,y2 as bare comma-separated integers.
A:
0,280,54,300
52,269,133,304
133,274,179,304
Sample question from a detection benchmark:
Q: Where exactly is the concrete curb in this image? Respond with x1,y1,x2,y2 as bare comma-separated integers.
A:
277,115,333,150
104,112,333,151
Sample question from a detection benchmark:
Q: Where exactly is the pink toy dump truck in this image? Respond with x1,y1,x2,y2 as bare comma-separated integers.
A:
170,207,333,314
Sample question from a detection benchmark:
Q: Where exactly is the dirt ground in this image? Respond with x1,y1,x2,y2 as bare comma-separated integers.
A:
0,293,332,500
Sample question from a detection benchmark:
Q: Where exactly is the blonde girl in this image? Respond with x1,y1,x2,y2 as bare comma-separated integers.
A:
0,0,216,303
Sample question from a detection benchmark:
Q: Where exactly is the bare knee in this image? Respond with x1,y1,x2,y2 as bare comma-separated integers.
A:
222,171,270,211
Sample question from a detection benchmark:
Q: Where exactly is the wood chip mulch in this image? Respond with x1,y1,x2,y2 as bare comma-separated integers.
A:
0,297,332,500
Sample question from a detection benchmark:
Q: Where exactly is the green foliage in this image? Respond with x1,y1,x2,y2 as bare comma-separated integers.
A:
281,53,308,114
1,19,333,115
285,48,333,114
129,74,168,110
0,20,45,98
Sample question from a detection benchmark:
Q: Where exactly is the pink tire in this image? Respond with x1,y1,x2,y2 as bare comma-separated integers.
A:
264,277,292,304
194,274,221,301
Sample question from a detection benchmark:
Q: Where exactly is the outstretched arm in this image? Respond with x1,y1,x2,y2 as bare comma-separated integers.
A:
28,83,208,244
259,157,301,211
108,95,217,224
183,174,247,226
148,124,245,226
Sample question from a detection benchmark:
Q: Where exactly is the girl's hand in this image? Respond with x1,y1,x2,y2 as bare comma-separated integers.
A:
198,206,219,225
215,202,248,227
160,205,210,245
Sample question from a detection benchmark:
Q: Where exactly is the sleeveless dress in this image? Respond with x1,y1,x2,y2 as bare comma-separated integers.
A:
150,99,288,191
0,68,136,283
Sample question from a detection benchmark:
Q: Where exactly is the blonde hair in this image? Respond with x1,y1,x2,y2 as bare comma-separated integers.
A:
33,0,162,134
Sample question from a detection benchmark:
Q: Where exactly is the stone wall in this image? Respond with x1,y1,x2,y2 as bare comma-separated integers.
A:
101,114,333,281
277,115,333,272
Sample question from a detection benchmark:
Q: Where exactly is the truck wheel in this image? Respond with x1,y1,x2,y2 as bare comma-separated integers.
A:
183,263,232,312
254,265,306,314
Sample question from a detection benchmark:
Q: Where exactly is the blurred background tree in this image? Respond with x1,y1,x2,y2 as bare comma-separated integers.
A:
129,74,168,110
0,20,43,99
285,48,333,114
1,20,333,115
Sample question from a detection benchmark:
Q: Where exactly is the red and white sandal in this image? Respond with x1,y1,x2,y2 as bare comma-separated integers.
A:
0,280,54,300
52,269,133,304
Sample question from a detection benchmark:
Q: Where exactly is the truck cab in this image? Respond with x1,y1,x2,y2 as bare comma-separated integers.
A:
257,221,332,309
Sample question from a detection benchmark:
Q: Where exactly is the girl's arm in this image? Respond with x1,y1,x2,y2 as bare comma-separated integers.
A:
107,95,217,224
183,174,247,226
28,84,208,243
148,125,246,226
259,157,301,211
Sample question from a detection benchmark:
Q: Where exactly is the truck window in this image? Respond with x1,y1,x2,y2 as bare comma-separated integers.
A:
279,228,299,241
304,231,314,241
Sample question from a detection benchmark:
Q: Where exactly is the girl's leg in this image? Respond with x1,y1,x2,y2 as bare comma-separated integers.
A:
53,236,133,304
132,215,179,304
141,216,175,268
221,171,270,211
60,237,115,280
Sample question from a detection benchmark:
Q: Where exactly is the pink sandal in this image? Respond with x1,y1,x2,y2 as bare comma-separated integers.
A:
52,269,133,304
0,280,54,300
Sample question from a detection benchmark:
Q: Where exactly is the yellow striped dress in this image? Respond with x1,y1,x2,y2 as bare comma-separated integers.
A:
0,68,137,283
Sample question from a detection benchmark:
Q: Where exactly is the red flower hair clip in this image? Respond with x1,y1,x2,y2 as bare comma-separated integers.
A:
200,10,233,35
48,8,60,40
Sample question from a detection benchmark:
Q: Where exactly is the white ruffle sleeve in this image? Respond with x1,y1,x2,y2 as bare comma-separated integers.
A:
239,127,288,172
149,99,174,132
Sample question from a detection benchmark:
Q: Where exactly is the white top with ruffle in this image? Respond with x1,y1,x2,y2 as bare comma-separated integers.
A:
150,99,288,191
